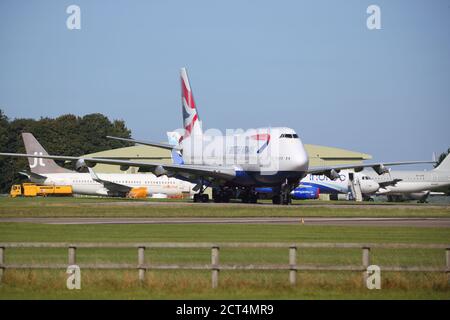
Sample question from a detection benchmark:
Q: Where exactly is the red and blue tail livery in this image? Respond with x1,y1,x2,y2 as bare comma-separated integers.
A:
181,67,201,139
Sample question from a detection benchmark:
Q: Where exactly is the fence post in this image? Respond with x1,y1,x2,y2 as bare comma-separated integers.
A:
446,248,449,283
138,246,145,284
211,246,220,289
68,246,76,265
0,247,4,284
362,247,370,285
289,246,297,286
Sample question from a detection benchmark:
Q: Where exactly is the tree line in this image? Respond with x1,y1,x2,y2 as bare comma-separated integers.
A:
0,109,131,193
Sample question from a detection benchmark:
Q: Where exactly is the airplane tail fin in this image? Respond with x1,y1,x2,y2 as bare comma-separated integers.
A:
22,133,72,174
181,67,202,140
434,153,450,171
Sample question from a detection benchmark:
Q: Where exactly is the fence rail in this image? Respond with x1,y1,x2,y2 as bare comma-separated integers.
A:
0,242,448,288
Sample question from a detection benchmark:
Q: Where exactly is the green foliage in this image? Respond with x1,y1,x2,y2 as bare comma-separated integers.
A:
0,110,132,193
435,148,450,168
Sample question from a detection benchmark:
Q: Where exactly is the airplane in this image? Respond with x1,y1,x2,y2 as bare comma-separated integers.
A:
365,153,450,202
300,170,380,200
14,133,195,198
0,68,435,205
254,170,380,201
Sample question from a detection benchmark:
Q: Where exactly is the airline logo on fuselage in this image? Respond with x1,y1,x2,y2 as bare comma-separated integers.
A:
308,173,346,182
251,134,271,154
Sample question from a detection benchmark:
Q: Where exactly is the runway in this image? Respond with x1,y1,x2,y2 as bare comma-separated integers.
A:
1,217,449,227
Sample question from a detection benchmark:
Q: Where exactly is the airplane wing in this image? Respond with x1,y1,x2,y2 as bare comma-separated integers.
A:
18,171,48,181
377,179,402,188
106,136,182,151
87,168,133,193
0,152,237,182
0,153,435,184
307,161,435,179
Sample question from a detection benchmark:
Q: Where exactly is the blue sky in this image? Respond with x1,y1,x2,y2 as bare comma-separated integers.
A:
0,0,449,167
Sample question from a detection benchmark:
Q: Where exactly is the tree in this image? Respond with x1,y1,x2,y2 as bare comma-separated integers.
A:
0,109,15,192
0,111,132,193
434,148,450,168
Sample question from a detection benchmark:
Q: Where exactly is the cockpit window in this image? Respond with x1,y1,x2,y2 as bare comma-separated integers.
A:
280,133,299,139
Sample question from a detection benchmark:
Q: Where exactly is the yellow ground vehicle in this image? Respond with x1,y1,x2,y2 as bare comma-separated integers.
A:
10,183,73,198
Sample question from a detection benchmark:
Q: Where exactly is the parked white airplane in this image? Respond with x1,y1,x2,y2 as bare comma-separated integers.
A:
365,154,450,202
17,133,195,198
301,170,380,198
0,68,433,204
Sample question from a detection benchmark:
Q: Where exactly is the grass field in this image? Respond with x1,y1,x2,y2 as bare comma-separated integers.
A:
0,197,449,218
0,197,449,299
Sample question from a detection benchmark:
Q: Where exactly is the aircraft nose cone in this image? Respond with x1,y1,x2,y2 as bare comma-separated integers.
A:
294,154,309,172
369,182,380,193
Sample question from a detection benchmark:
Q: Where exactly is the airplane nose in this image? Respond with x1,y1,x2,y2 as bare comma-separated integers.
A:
370,182,380,193
294,154,309,172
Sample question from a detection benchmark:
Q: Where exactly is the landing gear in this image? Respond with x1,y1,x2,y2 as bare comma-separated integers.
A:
194,193,209,203
240,188,258,204
272,194,281,205
212,187,258,203
280,181,292,205
387,195,403,202
212,188,231,203
193,178,210,203
363,195,374,202
272,179,296,205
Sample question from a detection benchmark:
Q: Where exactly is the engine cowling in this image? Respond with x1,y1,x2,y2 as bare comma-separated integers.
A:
154,165,168,177
120,165,130,171
291,186,320,200
127,187,148,199
373,164,389,175
75,159,96,171
325,169,340,180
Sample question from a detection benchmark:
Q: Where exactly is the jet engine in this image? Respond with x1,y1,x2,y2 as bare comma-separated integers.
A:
291,186,320,200
127,187,148,199
373,164,389,175
75,159,96,172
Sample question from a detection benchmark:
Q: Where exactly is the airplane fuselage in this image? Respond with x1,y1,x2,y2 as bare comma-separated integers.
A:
181,127,309,187
301,171,380,195
367,170,450,195
31,173,194,197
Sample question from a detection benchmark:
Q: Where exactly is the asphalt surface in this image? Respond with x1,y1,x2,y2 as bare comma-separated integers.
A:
85,201,450,210
1,217,449,227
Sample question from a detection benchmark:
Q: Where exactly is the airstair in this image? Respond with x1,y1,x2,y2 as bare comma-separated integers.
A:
348,172,363,201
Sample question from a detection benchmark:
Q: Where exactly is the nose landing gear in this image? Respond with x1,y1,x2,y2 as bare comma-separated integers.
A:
272,180,296,205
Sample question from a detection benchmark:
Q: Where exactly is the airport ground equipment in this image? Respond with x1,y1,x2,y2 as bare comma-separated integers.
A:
0,242,448,288
10,183,73,198
348,172,363,201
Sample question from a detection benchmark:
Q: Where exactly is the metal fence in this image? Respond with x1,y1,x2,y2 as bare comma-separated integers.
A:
0,242,448,288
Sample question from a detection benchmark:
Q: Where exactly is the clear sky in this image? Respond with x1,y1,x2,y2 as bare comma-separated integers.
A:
1,0,449,168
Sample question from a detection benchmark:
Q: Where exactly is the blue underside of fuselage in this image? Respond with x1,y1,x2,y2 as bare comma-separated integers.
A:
174,171,306,188
229,171,306,187
301,182,342,194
